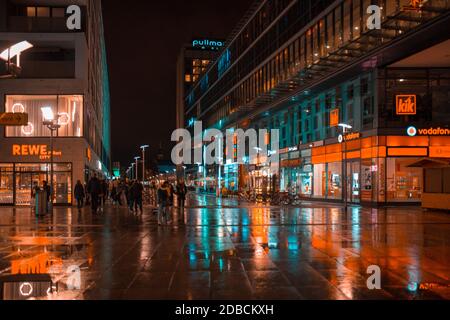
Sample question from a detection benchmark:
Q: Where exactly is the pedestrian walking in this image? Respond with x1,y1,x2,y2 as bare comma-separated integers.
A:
74,180,85,211
157,181,170,225
176,180,188,223
42,180,51,214
87,174,102,214
131,180,144,214
128,180,135,212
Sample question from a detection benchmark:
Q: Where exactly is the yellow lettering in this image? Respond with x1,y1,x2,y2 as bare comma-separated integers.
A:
41,145,47,155
21,145,29,156
29,145,40,156
12,145,21,156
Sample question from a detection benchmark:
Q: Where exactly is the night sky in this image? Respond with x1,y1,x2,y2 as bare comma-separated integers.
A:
101,0,254,168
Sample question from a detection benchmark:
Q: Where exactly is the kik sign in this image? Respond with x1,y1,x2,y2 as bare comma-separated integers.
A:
396,95,417,115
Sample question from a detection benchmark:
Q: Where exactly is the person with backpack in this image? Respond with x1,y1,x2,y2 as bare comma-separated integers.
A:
87,174,102,214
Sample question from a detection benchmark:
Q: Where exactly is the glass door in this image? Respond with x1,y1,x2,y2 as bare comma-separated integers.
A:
0,165,14,205
346,161,361,204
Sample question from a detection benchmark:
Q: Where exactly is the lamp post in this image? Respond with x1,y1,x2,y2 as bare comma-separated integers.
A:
338,123,353,213
41,107,60,212
140,145,149,182
134,156,140,180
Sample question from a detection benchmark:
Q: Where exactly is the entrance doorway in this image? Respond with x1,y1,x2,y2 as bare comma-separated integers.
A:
346,161,360,204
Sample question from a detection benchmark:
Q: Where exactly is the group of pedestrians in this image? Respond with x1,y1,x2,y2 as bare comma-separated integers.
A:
157,180,187,225
74,174,110,214
73,175,189,224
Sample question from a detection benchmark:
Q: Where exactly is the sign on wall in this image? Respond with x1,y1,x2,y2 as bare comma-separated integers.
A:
396,95,417,115
0,113,28,126
330,108,339,127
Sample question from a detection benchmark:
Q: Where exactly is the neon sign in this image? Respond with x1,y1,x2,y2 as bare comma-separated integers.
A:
12,144,62,159
192,39,224,50
407,126,450,136
396,95,416,115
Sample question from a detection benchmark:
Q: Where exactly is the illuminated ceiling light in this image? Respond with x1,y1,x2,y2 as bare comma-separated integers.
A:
41,107,54,121
21,122,34,136
0,41,33,67
12,103,25,113
57,112,70,126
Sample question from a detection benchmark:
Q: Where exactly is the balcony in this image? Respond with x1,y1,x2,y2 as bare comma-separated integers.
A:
7,16,81,33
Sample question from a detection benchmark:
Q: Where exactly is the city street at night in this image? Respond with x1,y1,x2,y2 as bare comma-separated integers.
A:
1,0,450,314
1,195,450,300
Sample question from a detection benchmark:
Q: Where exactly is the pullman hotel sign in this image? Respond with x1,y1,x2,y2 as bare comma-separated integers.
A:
12,144,62,160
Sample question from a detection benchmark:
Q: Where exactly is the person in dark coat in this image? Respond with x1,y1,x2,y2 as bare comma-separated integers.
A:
74,180,85,210
87,174,102,214
131,180,144,214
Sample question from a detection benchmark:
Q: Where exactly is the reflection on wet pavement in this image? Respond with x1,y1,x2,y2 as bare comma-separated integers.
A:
1,193,450,300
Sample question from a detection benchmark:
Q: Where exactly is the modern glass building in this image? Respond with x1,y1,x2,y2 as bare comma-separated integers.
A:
0,0,111,206
184,0,450,206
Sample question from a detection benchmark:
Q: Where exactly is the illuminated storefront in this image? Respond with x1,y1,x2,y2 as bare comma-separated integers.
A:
0,95,109,206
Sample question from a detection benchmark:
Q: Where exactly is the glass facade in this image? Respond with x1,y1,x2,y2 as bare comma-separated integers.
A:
0,163,72,206
186,0,450,205
5,95,83,138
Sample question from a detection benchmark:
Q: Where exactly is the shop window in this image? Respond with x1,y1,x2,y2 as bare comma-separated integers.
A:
313,163,326,198
5,95,83,138
327,162,342,200
387,158,423,202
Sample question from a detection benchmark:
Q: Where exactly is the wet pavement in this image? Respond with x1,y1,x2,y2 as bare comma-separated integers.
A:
1,194,450,300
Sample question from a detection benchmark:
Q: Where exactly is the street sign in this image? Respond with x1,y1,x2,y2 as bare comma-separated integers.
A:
0,112,28,126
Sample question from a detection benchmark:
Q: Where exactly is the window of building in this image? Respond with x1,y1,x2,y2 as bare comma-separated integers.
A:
387,158,423,202
5,95,83,138
52,8,65,18
37,7,50,17
26,7,36,17
185,74,191,82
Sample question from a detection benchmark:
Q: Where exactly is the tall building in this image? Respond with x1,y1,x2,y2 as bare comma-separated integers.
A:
0,0,111,206
176,38,224,129
184,0,450,206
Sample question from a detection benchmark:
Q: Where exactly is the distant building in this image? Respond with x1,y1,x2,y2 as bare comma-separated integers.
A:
175,38,224,130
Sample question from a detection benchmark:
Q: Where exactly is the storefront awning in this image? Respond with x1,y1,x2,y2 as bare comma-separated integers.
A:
406,158,450,168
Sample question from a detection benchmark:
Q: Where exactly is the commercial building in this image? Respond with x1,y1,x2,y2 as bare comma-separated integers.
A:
0,0,111,206
176,38,224,130
184,0,450,206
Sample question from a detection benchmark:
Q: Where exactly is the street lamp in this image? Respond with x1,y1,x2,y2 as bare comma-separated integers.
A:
41,107,61,212
338,123,353,212
134,156,140,180
140,145,149,182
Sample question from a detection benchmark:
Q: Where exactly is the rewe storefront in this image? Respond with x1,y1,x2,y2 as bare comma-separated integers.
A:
0,139,105,206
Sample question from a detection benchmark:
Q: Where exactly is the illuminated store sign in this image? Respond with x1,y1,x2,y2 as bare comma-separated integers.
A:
407,126,450,136
338,132,361,143
396,95,417,115
12,144,62,160
330,109,339,127
192,39,224,50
